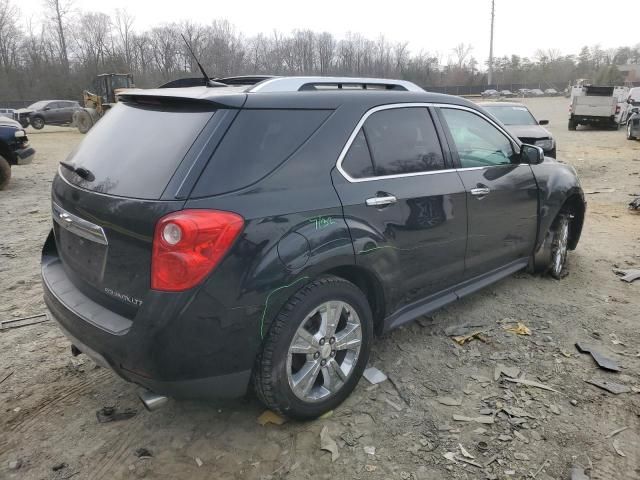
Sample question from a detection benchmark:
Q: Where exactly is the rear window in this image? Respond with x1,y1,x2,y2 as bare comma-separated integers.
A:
192,109,331,197
61,101,215,199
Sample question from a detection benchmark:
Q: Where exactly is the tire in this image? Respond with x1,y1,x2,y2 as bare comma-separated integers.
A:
31,116,45,130
0,156,11,190
627,123,637,141
547,213,571,279
19,118,29,128
253,275,373,419
74,110,94,134
568,119,576,131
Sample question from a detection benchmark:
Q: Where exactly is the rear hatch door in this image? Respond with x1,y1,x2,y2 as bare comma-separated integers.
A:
51,93,242,318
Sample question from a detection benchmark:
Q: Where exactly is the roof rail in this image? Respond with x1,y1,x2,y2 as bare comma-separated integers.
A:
248,76,423,93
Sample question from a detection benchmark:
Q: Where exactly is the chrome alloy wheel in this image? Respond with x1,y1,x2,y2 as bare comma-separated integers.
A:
551,216,569,277
286,301,362,402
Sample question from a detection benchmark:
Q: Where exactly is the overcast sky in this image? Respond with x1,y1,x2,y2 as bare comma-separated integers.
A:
17,0,638,64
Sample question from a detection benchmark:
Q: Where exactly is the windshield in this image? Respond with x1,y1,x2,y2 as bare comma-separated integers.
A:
27,101,49,110
111,76,131,89
484,105,538,126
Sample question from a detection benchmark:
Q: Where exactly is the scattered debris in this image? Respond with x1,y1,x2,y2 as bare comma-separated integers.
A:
532,459,549,479
195,457,203,467
570,466,590,480
502,406,536,419
443,452,456,462
605,426,629,438
384,398,403,411
320,426,340,462
471,374,491,384
8,459,22,470
0,371,14,385
364,465,377,472
0,313,49,330
363,446,376,456
135,448,153,459
514,452,529,461
363,367,387,384
570,399,578,406
609,333,625,346
629,197,640,210
444,323,489,336
504,377,559,393
494,364,521,380
503,322,531,335
476,441,489,451
52,462,68,471
613,268,640,283
585,378,630,394
453,414,494,424
340,430,363,447
257,410,286,426
452,330,486,345
513,431,529,443
96,406,137,423
575,342,621,372
549,404,561,415
612,439,626,457
437,396,462,406
458,443,475,459
319,410,334,419
498,434,513,442
584,187,615,194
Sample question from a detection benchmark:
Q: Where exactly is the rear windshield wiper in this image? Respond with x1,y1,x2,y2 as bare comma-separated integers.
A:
60,161,95,182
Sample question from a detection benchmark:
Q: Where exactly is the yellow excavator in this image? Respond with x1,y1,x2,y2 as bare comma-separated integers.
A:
73,73,135,134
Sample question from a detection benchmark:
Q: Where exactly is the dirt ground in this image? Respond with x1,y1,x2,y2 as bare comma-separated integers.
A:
1,97,639,480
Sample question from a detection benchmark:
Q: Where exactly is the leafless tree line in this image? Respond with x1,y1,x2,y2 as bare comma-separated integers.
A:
0,0,639,101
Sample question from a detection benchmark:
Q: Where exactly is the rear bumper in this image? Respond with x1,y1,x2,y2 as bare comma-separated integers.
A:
15,146,35,165
42,248,258,400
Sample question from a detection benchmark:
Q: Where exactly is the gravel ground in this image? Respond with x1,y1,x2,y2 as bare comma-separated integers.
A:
0,97,639,480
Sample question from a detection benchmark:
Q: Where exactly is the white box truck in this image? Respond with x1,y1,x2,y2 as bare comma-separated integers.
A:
568,85,629,130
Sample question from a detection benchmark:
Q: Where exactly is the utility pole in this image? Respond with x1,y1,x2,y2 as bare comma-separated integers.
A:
488,0,495,86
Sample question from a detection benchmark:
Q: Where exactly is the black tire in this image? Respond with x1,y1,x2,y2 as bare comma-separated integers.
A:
74,110,94,134
0,156,11,190
19,118,29,128
568,119,576,131
31,116,45,130
547,213,571,279
253,275,373,420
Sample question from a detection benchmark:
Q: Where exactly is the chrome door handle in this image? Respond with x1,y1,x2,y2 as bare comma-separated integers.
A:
366,195,397,207
470,187,490,197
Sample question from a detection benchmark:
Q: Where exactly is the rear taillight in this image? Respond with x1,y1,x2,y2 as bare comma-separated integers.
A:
151,210,244,292
616,105,621,114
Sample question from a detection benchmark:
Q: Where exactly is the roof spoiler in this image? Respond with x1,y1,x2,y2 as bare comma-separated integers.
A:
117,89,246,109
158,75,275,89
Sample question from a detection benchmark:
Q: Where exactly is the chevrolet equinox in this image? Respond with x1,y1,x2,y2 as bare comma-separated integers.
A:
42,76,585,419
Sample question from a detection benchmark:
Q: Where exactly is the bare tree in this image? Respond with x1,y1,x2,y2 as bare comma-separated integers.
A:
114,8,134,70
43,0,72,72
452,43,473,69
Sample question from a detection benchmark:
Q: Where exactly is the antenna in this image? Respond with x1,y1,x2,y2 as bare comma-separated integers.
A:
488,0,495,86
180,34,225,88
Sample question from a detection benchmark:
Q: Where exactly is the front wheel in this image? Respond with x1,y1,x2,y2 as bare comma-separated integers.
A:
253,276,373,419
0,156,11,190
628,123,637,140
548,213,571,279
31,116,44,130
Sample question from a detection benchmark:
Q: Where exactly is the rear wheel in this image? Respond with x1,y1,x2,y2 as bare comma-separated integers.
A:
31,116,44,130
0,156,11,190
568,119,577,131
254,275,373,419
627,123,637,140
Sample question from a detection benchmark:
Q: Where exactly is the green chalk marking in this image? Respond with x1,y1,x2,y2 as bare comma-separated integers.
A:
307,215,336,230
260,276,310,338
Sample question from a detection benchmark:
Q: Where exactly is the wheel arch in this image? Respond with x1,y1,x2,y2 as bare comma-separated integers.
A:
561,193,585,250
324,264,387,335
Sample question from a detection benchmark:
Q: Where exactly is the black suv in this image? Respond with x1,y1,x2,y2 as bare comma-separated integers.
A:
0,117,35,189
42,77,585,419
16,100,81,129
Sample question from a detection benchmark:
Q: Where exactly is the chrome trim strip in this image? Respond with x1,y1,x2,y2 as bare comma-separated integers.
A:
248,76,423,93
335,102,523,183
52,202,108,246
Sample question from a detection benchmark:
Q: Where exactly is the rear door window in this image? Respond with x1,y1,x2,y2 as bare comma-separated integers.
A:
192,109,330,196
61,101,215,199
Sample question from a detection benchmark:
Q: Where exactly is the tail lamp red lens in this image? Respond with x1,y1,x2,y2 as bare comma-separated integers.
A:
151,210,244,291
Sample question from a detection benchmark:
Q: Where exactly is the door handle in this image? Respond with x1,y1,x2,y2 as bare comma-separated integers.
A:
470,187,490,197
366,195,397,207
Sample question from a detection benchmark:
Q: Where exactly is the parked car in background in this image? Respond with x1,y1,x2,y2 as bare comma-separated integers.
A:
479,102,556,158
500,90,515,98
16,100,82,129
568,85,628,130
544,88,559,96
42,76,585,419
517,88,531,97
0,108,16,120
481,89,499,98
0,117,35,189
529,89,545,97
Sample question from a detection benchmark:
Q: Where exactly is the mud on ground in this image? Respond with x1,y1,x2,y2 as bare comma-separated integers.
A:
0,97,639,480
